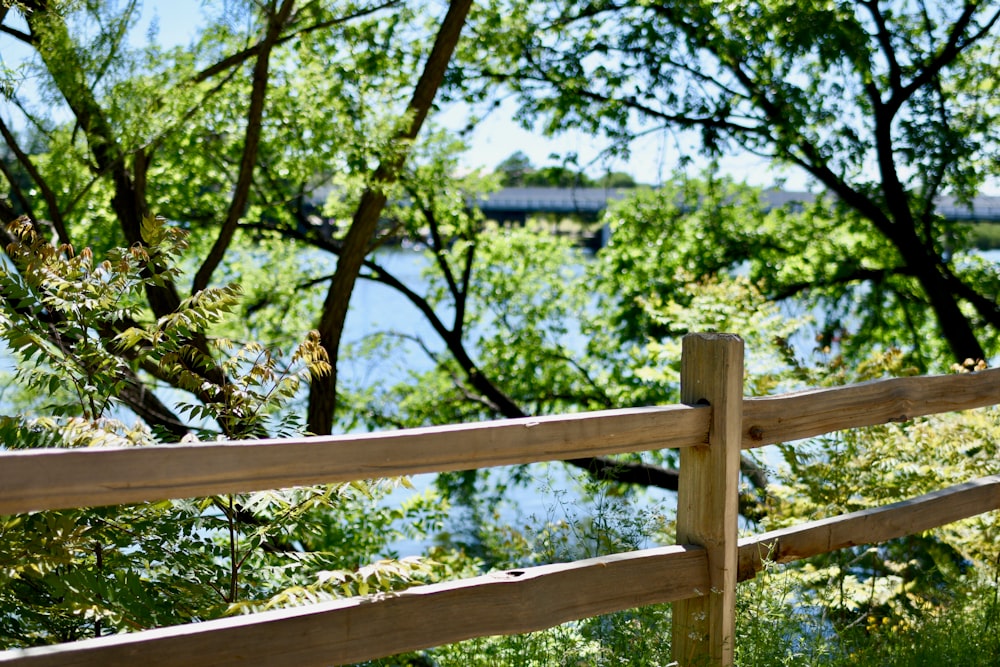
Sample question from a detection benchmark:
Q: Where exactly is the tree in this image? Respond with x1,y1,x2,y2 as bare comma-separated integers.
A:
468,0,1000,367
338,167,786,512
0,2,485,643
306,0,473,434
494,150,607,187
339,166,1000,635
3,2,995,650
0,217,451,646
0,0,472,437
495,150,534,185
1,5,726,634
523,164,592,187
1,0,709,503
595,171,636,188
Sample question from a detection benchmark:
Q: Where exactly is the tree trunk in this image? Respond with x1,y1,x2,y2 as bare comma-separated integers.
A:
307,0,474,435
192,0,295,294
896,235,986,363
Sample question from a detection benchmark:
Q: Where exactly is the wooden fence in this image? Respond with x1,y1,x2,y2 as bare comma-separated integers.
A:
1,332,999,666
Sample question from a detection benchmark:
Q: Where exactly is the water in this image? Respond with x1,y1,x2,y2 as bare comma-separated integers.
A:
342,246,671,558
356,246,1000,558
5,241,996,556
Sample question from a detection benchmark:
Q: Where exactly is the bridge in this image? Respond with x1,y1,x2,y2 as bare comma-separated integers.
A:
470,187,1000,224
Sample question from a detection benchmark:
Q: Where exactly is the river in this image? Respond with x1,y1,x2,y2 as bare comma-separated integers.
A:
343,246,679,558
354,246,1000,558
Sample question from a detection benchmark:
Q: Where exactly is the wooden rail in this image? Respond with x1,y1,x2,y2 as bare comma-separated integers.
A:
0,404,710,515
4,368,998,516
737,474,1000,581
0,546,709,667
741,367,1000,447
2,334,1000,666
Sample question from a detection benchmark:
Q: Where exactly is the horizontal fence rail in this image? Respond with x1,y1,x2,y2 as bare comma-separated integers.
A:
0,546,709,667
3,368,999,516
737,474,1000,581
2,335,1000,666
0,405,710,515
5,477,999,667
741,366,1000,448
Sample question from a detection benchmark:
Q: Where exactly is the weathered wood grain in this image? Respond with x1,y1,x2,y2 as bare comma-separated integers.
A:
737,475,1000,581
0,545,708,667
673,334,743,667
742,367,1000,448
0,404,710,515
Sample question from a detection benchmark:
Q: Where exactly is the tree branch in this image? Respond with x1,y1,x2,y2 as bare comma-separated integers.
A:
891,3,996,113
190,0,402,84
0,23,33,45
23,2,182,318
359,250,770,509
192,0,296,294
860,0,903,95
768,266,907,301
307,0,474,435
0,117,71,244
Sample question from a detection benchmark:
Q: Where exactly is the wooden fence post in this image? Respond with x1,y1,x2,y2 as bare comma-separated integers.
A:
672,333,744,666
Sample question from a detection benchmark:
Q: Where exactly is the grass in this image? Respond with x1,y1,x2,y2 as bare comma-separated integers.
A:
831,580,1000,666
734,561,1000,666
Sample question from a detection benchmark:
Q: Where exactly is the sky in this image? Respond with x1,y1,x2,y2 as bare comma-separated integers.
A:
1,2,810,190
435,97,791,188
138,0,795,187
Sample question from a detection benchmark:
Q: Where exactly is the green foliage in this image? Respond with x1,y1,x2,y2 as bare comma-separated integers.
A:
493,151,637,188
764,403,1000,624
372,473,677,667
734,556,1000,666
469,0,1000,363
494,151,534,186
0,215,184,420
3,2,1000,661
353,189,806,429
736,561,832,666
397,603,673,667
833,573,1000,666
1,502,218,645
342,177,1000,663
0,219,458,648
366,564,1000,666
347,178,812,506
595,174,971,370
465,229,595,410
963,222,1000,250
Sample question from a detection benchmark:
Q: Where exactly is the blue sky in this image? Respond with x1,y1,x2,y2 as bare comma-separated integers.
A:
137,1,793,188
1,1,800,189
